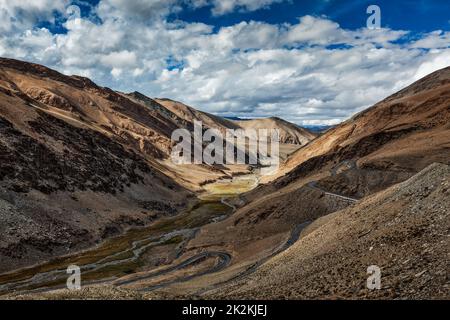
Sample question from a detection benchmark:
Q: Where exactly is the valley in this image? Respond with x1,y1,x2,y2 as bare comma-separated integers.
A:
0,58,448,300
0,173,274,297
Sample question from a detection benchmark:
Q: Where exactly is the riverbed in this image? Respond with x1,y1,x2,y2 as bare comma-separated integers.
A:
0,174,259,295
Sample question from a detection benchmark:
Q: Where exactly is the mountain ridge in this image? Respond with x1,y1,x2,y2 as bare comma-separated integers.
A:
0,57,312,272
0,58,448,300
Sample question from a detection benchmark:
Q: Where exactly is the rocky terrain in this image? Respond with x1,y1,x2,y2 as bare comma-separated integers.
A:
0,58,200,272
21,162,447,300
201,67,450,300
156,98,317,145
208,163,450,299
155,98,240,134
233,117,316,145
0,57,313,275
206,67,450,271
0,58,448,300
29,163,444,300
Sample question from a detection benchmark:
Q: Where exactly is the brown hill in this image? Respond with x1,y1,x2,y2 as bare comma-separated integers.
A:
156,98,316,145
155,98,239,133
260,66,450,194
19,162,448,300
0,60,448,300
0,58,195,272
210,163,450,299
158,66,450,297
233,117,316,145
0,57,308,272
154,98,314,185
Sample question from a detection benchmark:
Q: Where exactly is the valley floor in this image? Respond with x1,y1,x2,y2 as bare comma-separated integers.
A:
3,163,448,300
0,174,263,297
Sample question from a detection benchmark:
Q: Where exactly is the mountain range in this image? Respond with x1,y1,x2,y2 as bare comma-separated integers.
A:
0,58,448,299
0,57,315,272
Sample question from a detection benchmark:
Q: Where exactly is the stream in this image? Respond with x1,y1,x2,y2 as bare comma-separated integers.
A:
0,174,259,295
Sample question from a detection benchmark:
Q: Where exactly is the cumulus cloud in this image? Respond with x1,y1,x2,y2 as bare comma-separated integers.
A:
210,0,286,16
100,50,138,68
97,0,182,21
413,49,450,80
410,30,450,49
186,0,287,16
0,0,69,33
0,1,449,125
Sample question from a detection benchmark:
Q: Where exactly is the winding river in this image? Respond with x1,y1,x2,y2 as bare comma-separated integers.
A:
0,174,259,295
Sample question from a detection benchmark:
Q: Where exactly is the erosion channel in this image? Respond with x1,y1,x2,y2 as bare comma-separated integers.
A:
0,174,259,295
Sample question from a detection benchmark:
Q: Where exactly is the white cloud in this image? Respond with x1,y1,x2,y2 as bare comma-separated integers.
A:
187,0,287,16
284,15,343,45
0,1,449,125
111,67,123,78
97,0,181,21
0,0,69,32
414,49,450,80
210,0,285,16
410,30,450,49
100,50,138,68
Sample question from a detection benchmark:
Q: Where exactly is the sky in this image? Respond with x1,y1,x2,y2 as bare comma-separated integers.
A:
0,0,449,125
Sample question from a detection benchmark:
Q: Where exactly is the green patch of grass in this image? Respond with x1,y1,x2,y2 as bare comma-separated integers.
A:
162,235,184,245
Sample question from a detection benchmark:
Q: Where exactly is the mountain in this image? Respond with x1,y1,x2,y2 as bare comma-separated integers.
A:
155,98,240,133
211,163,450,299
232,117,317,145
0,59,448,300
0,57,311,273
0,58,198,271
223,116,245,121
302,125,334,135
265,66,450,195
235,67,450,240
18,162,448,300
171,66,450,298
155,99,317,145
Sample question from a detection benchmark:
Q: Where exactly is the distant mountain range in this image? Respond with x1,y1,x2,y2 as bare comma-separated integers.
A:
224,117,335,135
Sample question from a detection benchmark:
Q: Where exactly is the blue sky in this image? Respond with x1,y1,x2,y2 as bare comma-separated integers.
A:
1,0,449,125
42,0,450,33
176,0,450,32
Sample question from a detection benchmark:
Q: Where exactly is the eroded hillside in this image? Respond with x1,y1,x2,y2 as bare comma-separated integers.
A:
209,163,450,299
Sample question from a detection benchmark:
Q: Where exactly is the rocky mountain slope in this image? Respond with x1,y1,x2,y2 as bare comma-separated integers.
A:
233,117,316,145
13,163,448,300
0,58,198,272
0,57,313,273
210,163,449,299
153,66,450,298
1,57,448,300
155,98,240,134
224,67,450,253
156,98,317,145
192,66,450,300
258,66,450,190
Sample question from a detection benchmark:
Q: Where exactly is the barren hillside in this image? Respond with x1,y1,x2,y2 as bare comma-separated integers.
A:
233,117,316,145
210,163,449,299
156,98,317,145
0,58,195,272
155,98,239,133
257,66,450,190
0,57,311,273
152,67,450,298
1,58,448,300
